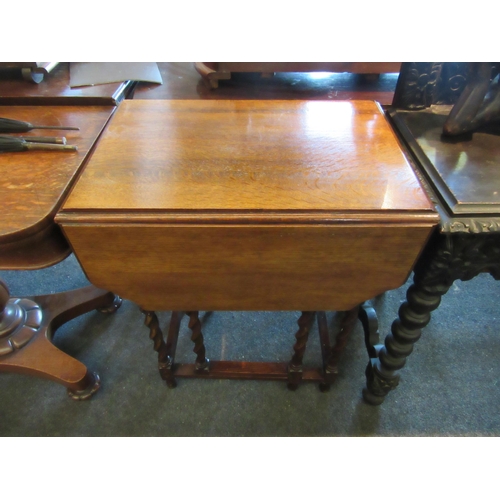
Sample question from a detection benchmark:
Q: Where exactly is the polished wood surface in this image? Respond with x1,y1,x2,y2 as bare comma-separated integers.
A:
0,63,134,106
0,105,115,269
0,279,120,399
60,100,431,212
0,104,122,398
57,100,438,311
133,62,399,104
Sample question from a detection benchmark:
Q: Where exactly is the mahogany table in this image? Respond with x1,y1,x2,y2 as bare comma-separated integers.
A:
57,99,438,389
363,106,500,404
0,105,121,400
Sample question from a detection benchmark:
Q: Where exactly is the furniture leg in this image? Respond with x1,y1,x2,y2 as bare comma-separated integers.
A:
157,310,341,386
186,311,209,372
358,301,380,359
287,311,315,390
363,231,500,405
0,280,121,400
141,309,185,388
318,306,360,392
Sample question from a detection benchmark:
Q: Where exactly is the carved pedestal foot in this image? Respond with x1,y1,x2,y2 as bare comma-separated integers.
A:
97,295,122,314
67,372,101,400
0,280,118,399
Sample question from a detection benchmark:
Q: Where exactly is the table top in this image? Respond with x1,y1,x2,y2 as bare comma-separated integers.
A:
61,99,435,221
0,105,115,269
0,63,134,106
57,99,438,310
388,107,500,215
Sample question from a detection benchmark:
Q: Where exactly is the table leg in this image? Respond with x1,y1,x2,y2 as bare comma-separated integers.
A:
287,311,315,390
0,279,121,400
144,308,360,388
186,311,209,372
318,306,360,392
363,231,500,405
141,309,185,388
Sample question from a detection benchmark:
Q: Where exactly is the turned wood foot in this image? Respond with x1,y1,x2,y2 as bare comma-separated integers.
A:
67,372,101,400
0,279,120,398
287,311,315,390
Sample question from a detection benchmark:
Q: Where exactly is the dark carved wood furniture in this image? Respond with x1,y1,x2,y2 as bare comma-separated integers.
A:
195,63,402,89
0,105,121,399
56,99,437,390
363,68,500,404
392,62,500,136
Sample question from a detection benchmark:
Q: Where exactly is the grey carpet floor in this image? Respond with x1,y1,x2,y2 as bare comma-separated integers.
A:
1,253,499,436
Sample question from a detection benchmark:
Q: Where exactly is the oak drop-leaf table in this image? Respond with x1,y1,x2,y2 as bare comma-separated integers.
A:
56,100,438,391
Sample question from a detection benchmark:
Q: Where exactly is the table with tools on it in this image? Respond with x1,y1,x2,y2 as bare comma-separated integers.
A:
0,65,138,399
0,105,121,400
55,99,438,390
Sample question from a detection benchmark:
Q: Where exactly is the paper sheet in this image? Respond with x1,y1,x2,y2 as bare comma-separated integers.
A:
70,62,163,87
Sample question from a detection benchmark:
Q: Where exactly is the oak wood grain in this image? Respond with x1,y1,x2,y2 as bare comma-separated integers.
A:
0,105,115,269
57,100,438,311
61,100,433,213
60,224,433,311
